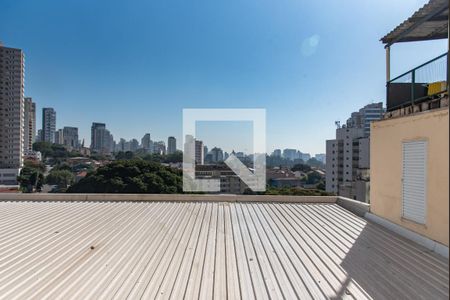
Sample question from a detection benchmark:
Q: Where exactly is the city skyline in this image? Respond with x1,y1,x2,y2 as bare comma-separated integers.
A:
1,0,447,154
33,105,325,156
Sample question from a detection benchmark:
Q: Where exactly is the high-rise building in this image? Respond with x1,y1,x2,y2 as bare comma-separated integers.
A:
117,138,126,152
210,147,224,163
90,122,105,151
314,153,326,164
54,129,64,145
203,145,208,156
90,122,114,154
42,107,56,143
0,44,25,183
63,127,79,149
346,102,384,137
130,139,139,152
36,129,42,143
167,136,176,154
283,149,298,161
153,141,166,155
195,140,204,165
123,141,131,152
272,149,282,157
300,152,311,162
141,133,151,152
327,102,384,202
23,97,36,151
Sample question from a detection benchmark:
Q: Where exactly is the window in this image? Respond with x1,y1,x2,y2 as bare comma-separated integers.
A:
402,140,427,224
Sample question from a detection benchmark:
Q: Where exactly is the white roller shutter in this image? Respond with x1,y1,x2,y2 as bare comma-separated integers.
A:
402,140,427,224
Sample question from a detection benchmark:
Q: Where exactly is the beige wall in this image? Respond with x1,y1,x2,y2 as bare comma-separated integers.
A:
371,108,449,246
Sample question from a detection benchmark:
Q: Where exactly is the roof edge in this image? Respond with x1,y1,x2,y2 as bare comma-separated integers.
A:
0,193,338,204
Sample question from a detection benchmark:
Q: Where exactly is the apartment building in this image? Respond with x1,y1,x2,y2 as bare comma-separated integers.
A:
326,103,379,202
23,97,36,151
371,0,449,248
42,107,56,143
0,43,25,184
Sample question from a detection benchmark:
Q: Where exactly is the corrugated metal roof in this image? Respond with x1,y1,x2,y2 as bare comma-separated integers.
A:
381,0,448,46
0,201,448,299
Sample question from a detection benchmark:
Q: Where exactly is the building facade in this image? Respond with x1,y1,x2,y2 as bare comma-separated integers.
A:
326,116,374,202
23,97,36,151
42,107,56,143
372,109,448,246
372,4,449,248
0,44,25,183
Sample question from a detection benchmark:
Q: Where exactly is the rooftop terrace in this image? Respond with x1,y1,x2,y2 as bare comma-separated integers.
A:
0,195,448,299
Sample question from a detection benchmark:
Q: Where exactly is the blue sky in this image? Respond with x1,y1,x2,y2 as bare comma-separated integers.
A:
0,0,447,155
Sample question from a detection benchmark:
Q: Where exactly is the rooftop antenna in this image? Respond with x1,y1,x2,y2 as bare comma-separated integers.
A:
335,121,341,129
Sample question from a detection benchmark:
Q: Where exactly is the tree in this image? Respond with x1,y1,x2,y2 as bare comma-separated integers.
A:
23,160,46,173
33,141,53,157
304,171,323,184
115,151,135,160
265,186,331,196
66,160,182,193
46,170,76,189
32,141,73,160
164,150,183,163
142,153,164,163
17,166,44,193
51,163,72,172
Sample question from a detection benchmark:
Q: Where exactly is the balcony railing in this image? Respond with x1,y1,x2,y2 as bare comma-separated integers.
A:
386,53,448,112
